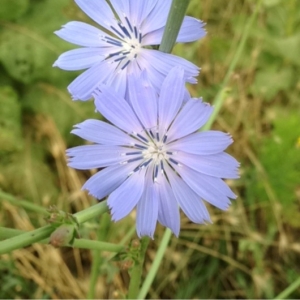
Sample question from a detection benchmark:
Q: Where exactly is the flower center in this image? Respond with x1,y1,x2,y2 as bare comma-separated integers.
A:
102,18,143,70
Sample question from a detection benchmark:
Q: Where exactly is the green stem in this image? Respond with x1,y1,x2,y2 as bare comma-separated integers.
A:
72,239,124,252
0,225,54,255
74,200,108,224
128,237,150,299
159,0,191,53
275,277,300,299
0,201,108,255
0,226,124,252
0,191,50,215
138,229,172,299
88,213,111,299
202,0,262,130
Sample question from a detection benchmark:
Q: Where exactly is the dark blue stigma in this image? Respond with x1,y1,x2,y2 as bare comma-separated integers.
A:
110,26,125,39
135,144,148,150
121,60,131,70
125,151,143,156
125,16,133,32
169,158,179,165
137,134,149,143
118,23,131,39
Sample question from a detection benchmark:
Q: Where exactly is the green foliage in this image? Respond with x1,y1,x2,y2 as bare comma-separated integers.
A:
247,110,300,227
0,86,23,157
0,0,29,21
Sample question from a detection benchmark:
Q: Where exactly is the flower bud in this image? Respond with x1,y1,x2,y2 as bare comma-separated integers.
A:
49,224,75,248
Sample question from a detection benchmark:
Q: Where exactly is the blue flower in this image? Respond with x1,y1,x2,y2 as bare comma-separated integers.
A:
67,68,239,238
53,0,206,101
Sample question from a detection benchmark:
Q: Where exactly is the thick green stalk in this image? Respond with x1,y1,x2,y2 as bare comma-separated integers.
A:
88,213,111,299
0,226,123,252
73,239,124,252
138,229,172,299
138,1,263,298
0,225,54,255
159,0,191,53
0,201,108,255
127,237,150,299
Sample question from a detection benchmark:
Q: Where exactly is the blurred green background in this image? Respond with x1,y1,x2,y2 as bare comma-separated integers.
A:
0,0,300,298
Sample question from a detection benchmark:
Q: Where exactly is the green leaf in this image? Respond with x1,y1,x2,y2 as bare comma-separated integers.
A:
247,110,300,227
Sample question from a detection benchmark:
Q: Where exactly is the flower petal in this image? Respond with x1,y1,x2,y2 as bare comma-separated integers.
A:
53,48,107,71
173,165,236,210
54,21,108,47
67,145,142,169
176,17,206,43
74,0,116,32
139,49,199,84
165,164,211,223
168,131,233,155
167,98,213,142
108,168,146,222
156,173,180,236
94,88,143,134
174,152,240,179
141,0,172,34
159,67,185,133
68,60,115,100
136,166,158,238
143,16,206,46
71,119,136,145
128,70,158,130
82,162,139,200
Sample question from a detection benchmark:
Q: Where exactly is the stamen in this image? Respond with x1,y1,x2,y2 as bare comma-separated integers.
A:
125,16,133,32
166,151,173,155
110,26,125,39
133,165,141,173
121,60,131,70
169,158,179,165
105,39,123,47
134,53,138,59
141,159,152,168
125,151,143,156
156,132,160,141
134,26,138,39
154,164,159,180
127,157,143,163
135,144,148,150
160,160,164,172
122,51,131,55
139,32,142,43
108,50,123,58
118,23,131,39
149,130,155,139
114,56,126,62
137,134,149,143
163,134,168,143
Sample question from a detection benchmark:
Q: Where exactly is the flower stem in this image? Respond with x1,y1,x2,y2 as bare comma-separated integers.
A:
88,213,111,299
0,225,54,255
128,237,150,299
0,226,124,252
72,238,124,252
159,0,191,53
0,201,108,255
138,229,172,299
